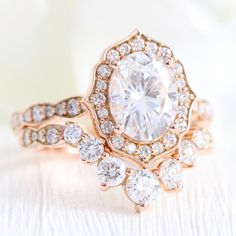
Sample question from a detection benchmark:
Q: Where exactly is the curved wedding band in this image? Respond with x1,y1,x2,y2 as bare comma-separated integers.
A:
11,30,213,212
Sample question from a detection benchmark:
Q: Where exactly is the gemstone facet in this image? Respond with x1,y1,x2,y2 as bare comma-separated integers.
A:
64,124,82,144
179,139,197,166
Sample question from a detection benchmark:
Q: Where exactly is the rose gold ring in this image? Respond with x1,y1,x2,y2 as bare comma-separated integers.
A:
11,30,213,213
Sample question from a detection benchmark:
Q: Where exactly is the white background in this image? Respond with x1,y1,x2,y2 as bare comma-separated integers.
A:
0,0,236,235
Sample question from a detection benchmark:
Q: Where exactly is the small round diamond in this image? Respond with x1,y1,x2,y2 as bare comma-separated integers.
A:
192,130,211,150
91,93,106,106
45,105,55,118
46,127,59,144
97,64,111,78
97,157,126,187
126,170,160,205
159,159,183,190
139,145,152,161
22,129,32,146
126,143,137,154
37,129,45,143
106,49,120,65
78,137,104,162
64,124,82,144
146,42,158,53
23,109,32,122
179,140,197,166
152,142,164,154
175,118,188,132
177,106,188,117
111,135,124,149
179,91,189,104
118,43,131,55
56,103,66,116
67,99,79,116
163,134,177,148
96,80,107,90
171,62,183,76
100,120,114,134
97,107,108,118
131,38,145,51
31,131,37,142
176,78,186,89
32,106,44,122
160,47,172,63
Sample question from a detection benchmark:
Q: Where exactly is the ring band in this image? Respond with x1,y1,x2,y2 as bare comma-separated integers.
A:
11,30,214,213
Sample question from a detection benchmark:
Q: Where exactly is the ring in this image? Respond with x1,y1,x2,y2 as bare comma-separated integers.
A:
11,30,213,213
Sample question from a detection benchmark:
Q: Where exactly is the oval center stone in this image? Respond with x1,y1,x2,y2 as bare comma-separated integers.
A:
108,51,178,141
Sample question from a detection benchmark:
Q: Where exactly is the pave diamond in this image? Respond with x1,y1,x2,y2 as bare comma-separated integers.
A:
92,93,106,106
45,105,55,118
138,145,152,161
111,135,124,149
179,140,197,166
126,170,160,205
175,118,187,132
152,142,164,154
22,129,32,146
159,159,183,189
46,128,59,144
100,120,114,134
96,80,107,90
106,49,120,65
78,137,104,162
109,51,178,141
126,143,137,154
97,107,108,118
67,99,79,116
146,42,158,53
56,103,66,116
64,124,82,144
192,130,211,150
163,134,177,148
131,38,145,51
32,106,44,122
97,157,126,187
118,43,131,55
97,64,111,78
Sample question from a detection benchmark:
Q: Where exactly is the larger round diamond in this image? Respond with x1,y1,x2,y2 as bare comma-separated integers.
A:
125,170,160,205
109,52,178,141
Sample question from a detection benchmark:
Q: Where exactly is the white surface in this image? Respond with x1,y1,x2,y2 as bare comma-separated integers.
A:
0,126,235,236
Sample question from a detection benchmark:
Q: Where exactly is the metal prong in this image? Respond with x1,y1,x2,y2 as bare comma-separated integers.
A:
134,203,148,213
100,183,109,191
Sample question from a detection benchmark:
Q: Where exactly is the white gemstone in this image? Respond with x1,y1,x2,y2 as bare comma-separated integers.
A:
179,140,197,165
31,131,37,142
64,124,82,144
56,103,66,116
139,145,152,161
118,43,131,55
160,47,172,63
46,127,59,144
192,130,211,150
22,129,32,146
171,62,183,76
111,135,124,149
131,38,145,51
126,170,160,205
146,42,158,53
109,52,178,141
100,120,114,134
45,106,55,118
179,91,189,104
126,143,137,154
177,106,188,117
176,78,186,89
32,106,43,122
97,64,111,78
152,142,164,154
23,109,32,122
97,107,108,118
163,134,177,148
92,93,106,106
159,159,183,189
67,99,79,116
78,137,104,162
97,157,126,187
175,118,188,132
37,129,45,143
106,49,120,64
96,80,107,90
